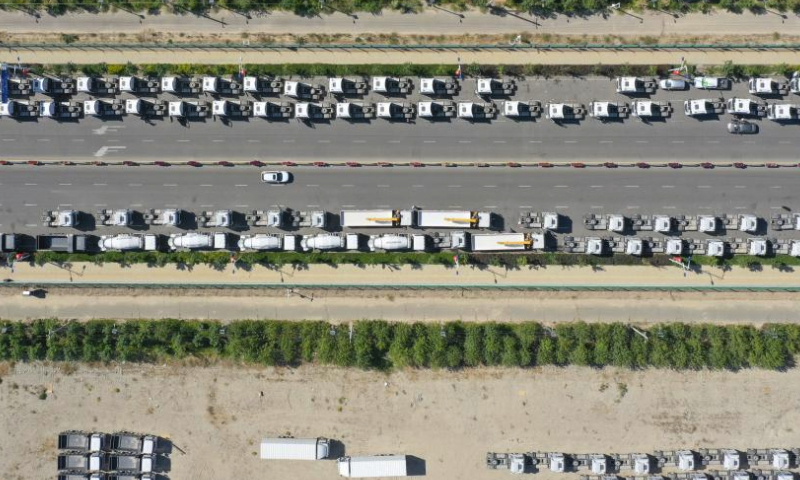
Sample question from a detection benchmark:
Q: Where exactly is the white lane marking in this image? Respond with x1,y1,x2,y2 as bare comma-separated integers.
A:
235,204,249,208
142,139,155,143
283,139,296,143
177,139,190,143
698,185,711,188
599,140,613,144
735,185,746,189
25,223,37,227
377,184,390,188
94,203,107,207
735,206,747,210
743,140,756,144
2,138,16,141
234,184,248,187
165,204,178,207
555,205,570,209
671,140,685,144
128,183,142,187
590,205,604,209
318,140,331,144
307,204,320,208
771,206,783,210
554,185,568,188
625,185,639,188
93,146,126,157
484,205,497,208
662,185,675,188
518,185,532,188
387,140,401,144
448,205,462,208
72,138,85,143
458,140,472,144
36,138,51,142
635,140,649,144
590,185,603,188
58,183,72,186
342,204,355,208
492,140,506,144
377,205,391,208
447,185,461,188
163,183,177,187
200,204,214,208
663,206,676,209
93,183,107,186
59,203,72,207
483,185,497,188
200,184,213,187
247,139,261,143
306,184,319,187
771,186,782,189
627,205,640,209
707,140,720,144
423,140,437,144
519,205,533,209
352,140,366,144
131,204,142,207
412,185,424,188
778,140,792,144
564,140,577,144
698,206,712,209
23,203,37,207
342,184,355,187
24,183,37,186
529,140,542,144
211,139,225,143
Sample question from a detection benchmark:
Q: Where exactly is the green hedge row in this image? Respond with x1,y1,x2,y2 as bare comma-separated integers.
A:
0,320,795,370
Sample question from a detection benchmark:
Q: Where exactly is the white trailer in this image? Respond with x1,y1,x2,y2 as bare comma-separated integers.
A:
340,209,413,228
260,437,330,460
368,234,426,251
469,232,544,252
337,455,409,478
415,210,491,229
99,234,157,252
238,234,296,251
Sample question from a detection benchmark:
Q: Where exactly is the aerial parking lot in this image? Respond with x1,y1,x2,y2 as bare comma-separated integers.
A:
1,75,800,161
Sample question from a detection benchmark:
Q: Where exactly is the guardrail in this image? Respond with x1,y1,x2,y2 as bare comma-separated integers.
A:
5,42,800,50
3,282,800,292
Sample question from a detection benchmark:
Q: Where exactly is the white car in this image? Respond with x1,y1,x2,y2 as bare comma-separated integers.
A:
260,171,292,184
659,78,686,90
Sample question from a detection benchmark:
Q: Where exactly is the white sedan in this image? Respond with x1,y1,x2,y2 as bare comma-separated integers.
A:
260,171,292,184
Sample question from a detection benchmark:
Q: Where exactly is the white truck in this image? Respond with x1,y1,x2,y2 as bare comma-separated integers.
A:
767,104,799,121
161,76,202,95
632,100,672,118
503,100,542,118
457,101,497,120
337,455,409,478
284,81,325,100
84,99,125,117
340,209,413,228
95,209,132,227
301,233,359,252
168,232,226,251
415,210,492,229
198,210,231,228
419,77,459,96
469,232,545,252
125,99,167,117
99,234,158,252
418,101,457,119
684,98,725,116
337,102,376,120
329,77,369,95
546,102,586,120
143,208,182,226
589,101,630,120
119,76,160,94
475,78,516,96
58,431,110,452
238,234,296,251
244,76,284,94
42,209,79,228
368,234,427,252
260,437,330,460
253,101,294,118
726,98,767,117
749,77,788,96
615,77,656,94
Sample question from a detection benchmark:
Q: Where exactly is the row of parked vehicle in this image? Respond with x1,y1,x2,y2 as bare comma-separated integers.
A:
57,430,170,480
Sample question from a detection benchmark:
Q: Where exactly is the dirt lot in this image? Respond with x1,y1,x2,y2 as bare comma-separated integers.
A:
1,362,797,480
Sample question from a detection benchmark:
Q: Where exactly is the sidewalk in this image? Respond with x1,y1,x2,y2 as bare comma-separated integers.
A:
6,261,800,287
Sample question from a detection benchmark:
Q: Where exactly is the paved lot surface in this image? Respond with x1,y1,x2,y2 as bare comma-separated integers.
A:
2,10,800,36
1,166,797,239
2,77,800,162
4,363,800,480
2,288,799,323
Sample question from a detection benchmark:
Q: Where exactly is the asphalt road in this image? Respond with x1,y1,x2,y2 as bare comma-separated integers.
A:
1,166,797,239
2,77,800,162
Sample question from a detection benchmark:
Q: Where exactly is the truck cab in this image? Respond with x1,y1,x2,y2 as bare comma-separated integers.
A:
615,76,656,94
253,101,293,118
168,232,226,251
33,76,76,95
7,77,33,96
726,98,767,117
377,102,415,120
372,76,413,95
0,100,44,118
198,210,231,228
125,99,167,117
295,102,334,120
767,104,799,121
475,77,516,96
99,234,158,252
244,76,284,94
77,76,117,95
684,98,725,116
161,76,202,95
84,99,125,117
329,77,369,95
168,101,210,118
119,76,161,94
336,102,376,120
749,77,788,96
212,100,253,117
546,102,586,120
42,209,80,228
503,100,542,118
284,81,325,100
202,76,243,96
418,100,456,119
143,208,182,226
589,101,630,120
632,100,672,118
419,77,460,96
40,101,82,119
95,209,132,227
457,101,497,120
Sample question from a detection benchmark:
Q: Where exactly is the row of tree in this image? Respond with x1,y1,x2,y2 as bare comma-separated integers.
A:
0,320,794,371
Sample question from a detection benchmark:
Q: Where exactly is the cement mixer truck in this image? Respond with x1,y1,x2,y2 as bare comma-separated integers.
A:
367,234,427,251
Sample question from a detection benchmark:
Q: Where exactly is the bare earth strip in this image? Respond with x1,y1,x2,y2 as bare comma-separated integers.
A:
1,363,798,480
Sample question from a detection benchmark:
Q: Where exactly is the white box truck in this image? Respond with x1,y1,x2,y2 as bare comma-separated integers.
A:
260,437,330,460
415,210,492,229
340,209,413,228
337,455,409,478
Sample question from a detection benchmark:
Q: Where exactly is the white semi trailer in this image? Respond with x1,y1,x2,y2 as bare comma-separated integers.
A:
415,210,492,229
260,437,330,460
340,209,413,228
337,455,409,478
469,232,545,252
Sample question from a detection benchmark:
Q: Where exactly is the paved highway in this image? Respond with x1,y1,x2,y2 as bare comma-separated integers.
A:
1,166,797,239
1,77,799,162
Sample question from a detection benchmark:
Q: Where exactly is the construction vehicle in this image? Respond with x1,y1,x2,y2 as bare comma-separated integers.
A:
749,77,789,96
118,76,160,94
0,100,45,118
95,209,132,227
125,99,167,117
33,75,76,95
37,234,88,253
625,237,645,256
77,76,117,95
84,99,125,117
300,233,358,251
705,240,726,257
58,432,111,452
244,76,284,94
469,232,546,252
615,77,657,94
340,209,413,228
212,100,253,117
546,102,586,120
586,237,605,255
198,209,231,228
589,101,630,120
606,214,626,232
245,209,284,228
260,437,330,460
7,76,32,96
296,102,335,120
284,81,325,100
737,214,759,233
202,76,242,95
419,77,459,96
774,240,800,257
40,101,82,119
726,98,768,117
428,231,467,250
329,77,369,95
475,78,516,96
632,100,672,118
253,101,293,118
606,237,626,254
486,452,529,474
767,104,800,121
684,98,725,116
414,209,492,229
337,455,409,478
770,213,800,230
336,102,376,120
168,100,210,118
42,209,80,228
618,454,654,474
372,76,413,95
731,238,769,256
746,448,797,468
168,232,226,251
518,211,559,230
368,234,426,252
457,101,497,120
238,234,296,251
377,102,415,120
161,76,202,95
418,100,457,119
143,208,182,226
99,234,158,252
629,214,654,231
584,213,608,231
697,215,718,233
503,100,542,118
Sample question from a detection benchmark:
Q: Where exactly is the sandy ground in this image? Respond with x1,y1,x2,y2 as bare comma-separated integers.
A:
2,362,800,480
1,288,800,324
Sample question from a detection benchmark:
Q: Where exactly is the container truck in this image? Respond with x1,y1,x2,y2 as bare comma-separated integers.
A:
469,232,545,252
260,437,330,460
337,455,409,478
414,210,492,229
341,209,413,228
